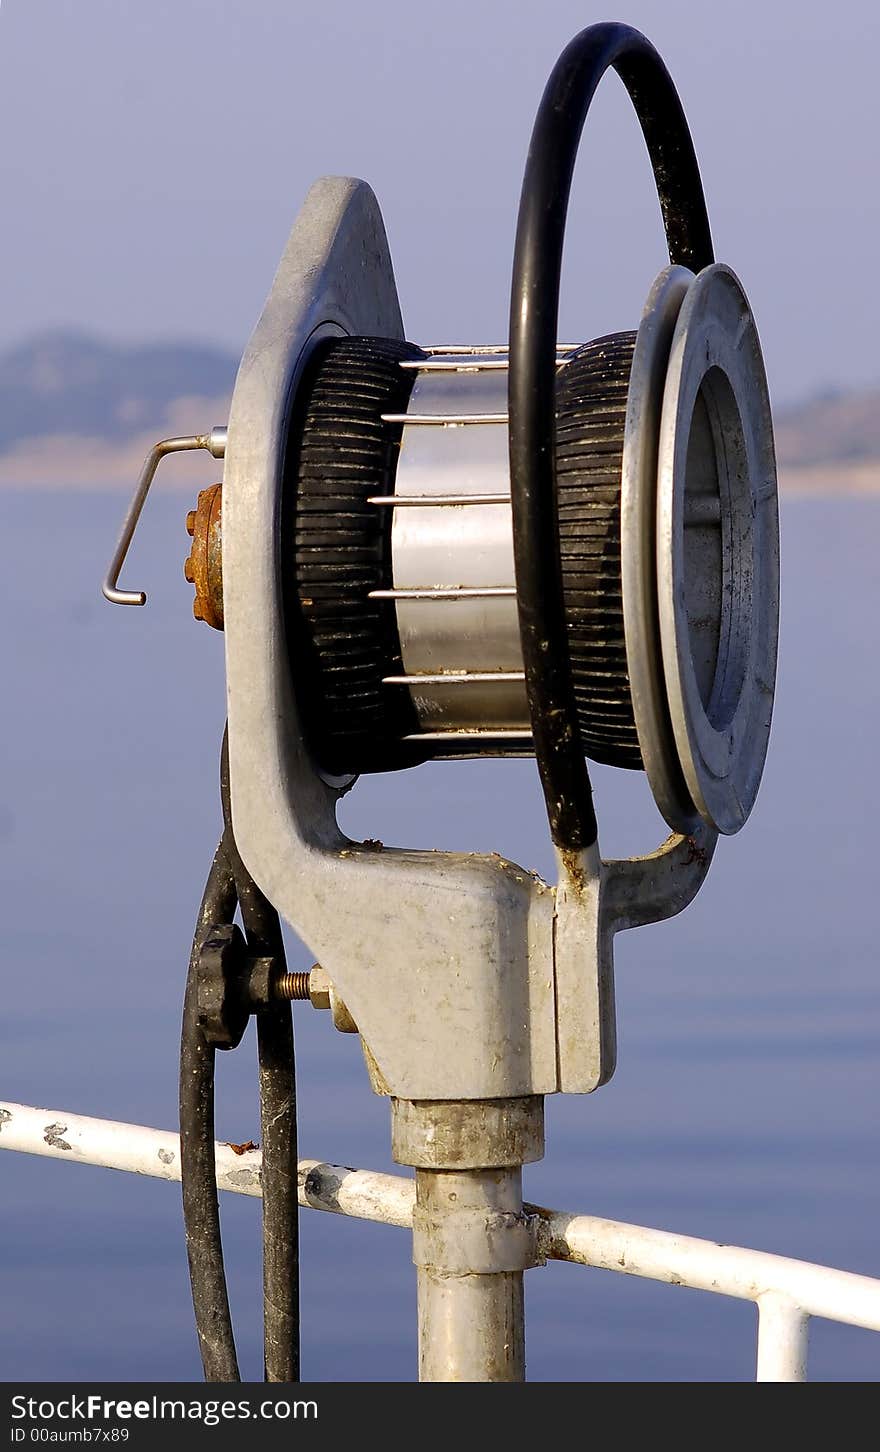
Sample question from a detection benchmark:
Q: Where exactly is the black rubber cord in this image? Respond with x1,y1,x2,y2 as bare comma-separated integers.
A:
509,21,714,852
179,733,300,1383
219,734,300,1384
179,840,241,1382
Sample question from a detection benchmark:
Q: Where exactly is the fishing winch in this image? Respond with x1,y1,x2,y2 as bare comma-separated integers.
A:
182,261,776,837
103,21,779,1383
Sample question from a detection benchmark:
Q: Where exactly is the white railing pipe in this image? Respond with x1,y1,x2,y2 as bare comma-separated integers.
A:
4,1099,880,1373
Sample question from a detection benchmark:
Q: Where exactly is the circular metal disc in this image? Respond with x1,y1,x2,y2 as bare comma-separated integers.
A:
656,264,779,835
621,265,698,831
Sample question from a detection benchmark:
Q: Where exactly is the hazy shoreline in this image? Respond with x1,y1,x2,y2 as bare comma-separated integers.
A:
0,432,878,495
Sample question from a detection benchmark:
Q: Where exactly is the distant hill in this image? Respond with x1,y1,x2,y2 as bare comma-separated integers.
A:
0,331,237,453
773,389,880,468
0,332,237,486
0,330,877,490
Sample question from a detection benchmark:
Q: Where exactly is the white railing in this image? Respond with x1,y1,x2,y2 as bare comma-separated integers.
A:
3,1099,879,1383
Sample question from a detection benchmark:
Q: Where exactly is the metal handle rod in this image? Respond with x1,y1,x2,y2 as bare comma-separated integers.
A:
419,343,581,355
382,671,526,685
102,427,227,606
368,493,511,506
403,729,532,743
381,412,508,426
398,357,575,372
369,586,516,601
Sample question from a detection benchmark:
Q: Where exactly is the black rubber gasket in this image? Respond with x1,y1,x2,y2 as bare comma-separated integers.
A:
556,332,642,769
282,334,427,776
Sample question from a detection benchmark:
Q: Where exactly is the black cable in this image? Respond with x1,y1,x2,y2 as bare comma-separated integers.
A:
255,1008,299,1381
219,733,300,1384
508,22,714,852
180,734,300,1382
179,840,241,1382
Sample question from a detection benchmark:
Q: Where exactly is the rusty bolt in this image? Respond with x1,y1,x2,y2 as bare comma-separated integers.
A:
183,482,224,630
270,964,358,1032
269,965,336,1011
273,970,312,1001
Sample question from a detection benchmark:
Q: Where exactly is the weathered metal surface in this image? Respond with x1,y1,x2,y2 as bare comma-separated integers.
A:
184,481,224,629
656,264,779,834
393,1101,542,1380
414,1166,529,1380
412,1169,537,1275
621,266,697,829
391,1096,544,1169
0,1100,264,1197
553,841,611,1092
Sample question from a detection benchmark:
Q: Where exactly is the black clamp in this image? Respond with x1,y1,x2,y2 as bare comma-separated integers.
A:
196,923,310,1050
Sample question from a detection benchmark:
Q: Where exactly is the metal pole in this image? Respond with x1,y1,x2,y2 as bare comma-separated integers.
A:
415,1167,526,1381
756,1293,809,1382
391,1096,544,1384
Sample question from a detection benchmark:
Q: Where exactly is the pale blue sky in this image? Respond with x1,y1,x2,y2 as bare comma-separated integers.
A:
1,0,877,404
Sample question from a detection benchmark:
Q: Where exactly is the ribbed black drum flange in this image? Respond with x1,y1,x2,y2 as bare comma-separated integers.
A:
556,332,642,769
282,335,427,775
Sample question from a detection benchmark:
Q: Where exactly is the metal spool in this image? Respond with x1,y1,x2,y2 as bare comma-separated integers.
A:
280,264,777,835
285,331,645,775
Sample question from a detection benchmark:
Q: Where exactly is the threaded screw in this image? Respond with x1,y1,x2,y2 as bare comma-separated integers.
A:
274,970,312,1001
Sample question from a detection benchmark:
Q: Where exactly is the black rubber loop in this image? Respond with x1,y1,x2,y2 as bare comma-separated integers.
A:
219,734,299,1384
180,734,300,1384
508,21,714,850
179,841,241,1382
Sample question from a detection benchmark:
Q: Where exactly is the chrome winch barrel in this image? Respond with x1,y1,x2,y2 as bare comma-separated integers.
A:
386,353,530,747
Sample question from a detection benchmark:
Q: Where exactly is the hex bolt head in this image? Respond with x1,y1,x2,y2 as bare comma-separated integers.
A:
307,965,332,1011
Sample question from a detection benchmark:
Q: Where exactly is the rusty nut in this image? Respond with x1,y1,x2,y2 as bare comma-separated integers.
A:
183,482,224,630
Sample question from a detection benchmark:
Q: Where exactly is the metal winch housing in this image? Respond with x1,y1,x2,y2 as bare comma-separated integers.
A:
282,264,777,836
104,20,781,1101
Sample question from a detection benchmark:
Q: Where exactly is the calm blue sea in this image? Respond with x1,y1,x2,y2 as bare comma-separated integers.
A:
0,488,878,1382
